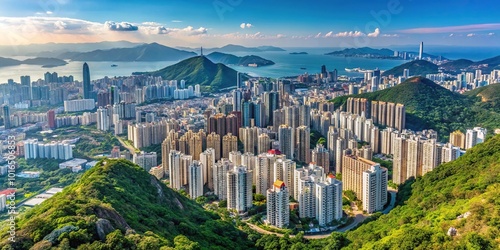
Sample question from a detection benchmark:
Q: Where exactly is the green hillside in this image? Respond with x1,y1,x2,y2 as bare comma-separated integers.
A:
464,83,500,102
344,134,500,249
382,60,438,77
0,159,253,249
440,59,474,73
331,77,500,139
141,56,238,92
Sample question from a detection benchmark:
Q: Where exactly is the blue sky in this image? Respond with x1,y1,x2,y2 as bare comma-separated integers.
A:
0,0,499,47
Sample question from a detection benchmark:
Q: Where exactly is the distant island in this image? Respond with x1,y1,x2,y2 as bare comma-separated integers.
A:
57,43,196,62
206,52,275,67
179,44,285,54
290,52,308,55
325,47,444,61
381,55,500,77
440,56,500,74
0,57,67,68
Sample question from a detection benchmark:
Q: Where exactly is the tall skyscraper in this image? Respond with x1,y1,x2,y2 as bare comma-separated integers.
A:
362,165,388,213
395,104,406,131
222,133,238,159
83,63,91,99
200,148,215,189
169,151,183,190
96,107,110,131
449,130,465,149
213,159,233,200
2,105,10,129
392,135,408,185
207,132,221,160
232,89,242,112
419,42,424,60
312,144,330,174
273,158,296,198
278,125,294,159
189,161,204,199
227,166,253,214
258,133,271,154
47,110,56,129
315,175,343,226
296,126,311,163
342,154,381,201
266,180,290,228
422,139,440,175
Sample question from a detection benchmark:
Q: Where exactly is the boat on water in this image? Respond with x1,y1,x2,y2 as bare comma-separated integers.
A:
111,64,118,67
300,67,307,70
345,67,371,73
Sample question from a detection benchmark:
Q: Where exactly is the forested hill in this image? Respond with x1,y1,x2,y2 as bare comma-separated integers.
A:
1,159,253,249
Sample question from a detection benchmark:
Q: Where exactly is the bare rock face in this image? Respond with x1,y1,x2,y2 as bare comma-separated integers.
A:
96,218,115,241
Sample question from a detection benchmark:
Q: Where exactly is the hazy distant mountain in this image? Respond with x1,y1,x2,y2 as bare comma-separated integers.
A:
0,41,141,57
438,55,500,73
382,60,439,77
188,44,286,54
206,52,275,66
136,56,239,92
326,47,444,60
0,57,22,67
326,47,394,57
0,57,67,68
59,43,196,62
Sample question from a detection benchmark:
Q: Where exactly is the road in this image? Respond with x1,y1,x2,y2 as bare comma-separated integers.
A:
246,189,398,239
117,136,138,155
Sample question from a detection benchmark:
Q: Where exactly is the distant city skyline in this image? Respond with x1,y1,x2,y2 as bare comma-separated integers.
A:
0,0,499,47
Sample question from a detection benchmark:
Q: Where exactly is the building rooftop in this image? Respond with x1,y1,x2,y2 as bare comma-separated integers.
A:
273,180,285,188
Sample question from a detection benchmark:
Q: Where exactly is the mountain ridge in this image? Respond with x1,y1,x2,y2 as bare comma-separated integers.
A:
136,56,239,92
58,43,196,62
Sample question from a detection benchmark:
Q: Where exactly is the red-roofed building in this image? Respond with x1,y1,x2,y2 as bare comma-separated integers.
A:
0,189,16,196
268,149,281,155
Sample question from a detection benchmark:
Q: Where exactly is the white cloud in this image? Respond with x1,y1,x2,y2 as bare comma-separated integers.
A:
324,30,365,38
105,21,138,31
367,28,380,37
143,24,208,36
381,34,399,37
171,20,182,23
46,11,53,15
0,16,103,34
314,32,322,38
240,23,252,29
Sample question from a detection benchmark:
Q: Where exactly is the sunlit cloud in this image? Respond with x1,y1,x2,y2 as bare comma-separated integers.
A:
240,23,252,29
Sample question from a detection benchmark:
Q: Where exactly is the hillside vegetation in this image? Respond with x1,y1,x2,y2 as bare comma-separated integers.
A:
140,56,239,92
382,60,438,77
1,159,253,249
